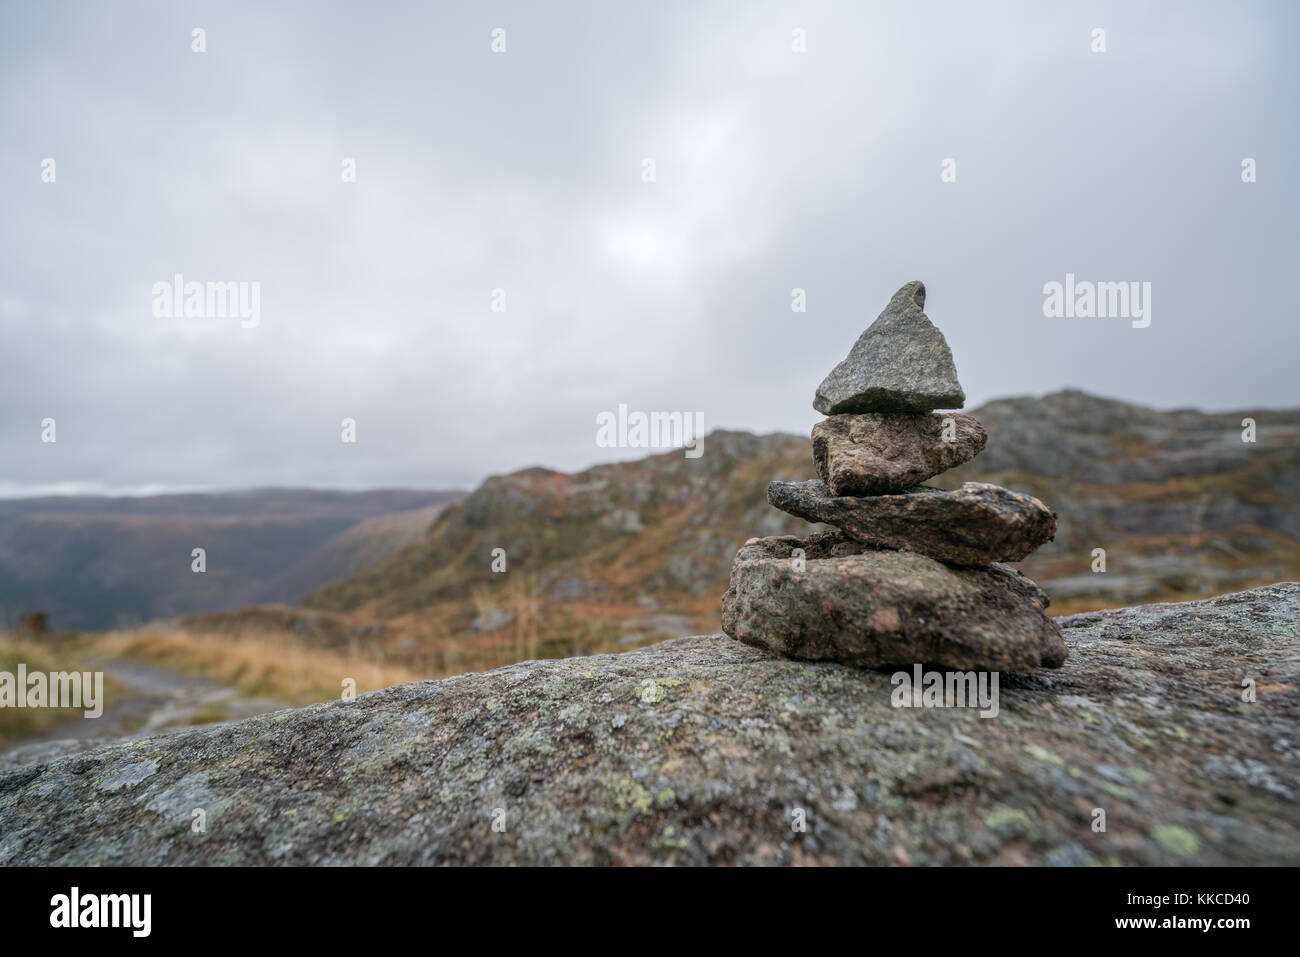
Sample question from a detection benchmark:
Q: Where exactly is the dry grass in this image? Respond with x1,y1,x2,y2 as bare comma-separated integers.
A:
77,627,427,706
0,633,125,742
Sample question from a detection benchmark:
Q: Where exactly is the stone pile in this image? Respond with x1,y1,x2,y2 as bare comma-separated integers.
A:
722,281,1067,671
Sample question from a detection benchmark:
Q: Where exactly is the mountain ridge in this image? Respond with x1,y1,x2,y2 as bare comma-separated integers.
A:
250,389,1296,674
0,489,465,630
5,389,1296,655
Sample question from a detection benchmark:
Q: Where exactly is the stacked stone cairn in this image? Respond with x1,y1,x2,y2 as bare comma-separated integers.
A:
722,281,1067,672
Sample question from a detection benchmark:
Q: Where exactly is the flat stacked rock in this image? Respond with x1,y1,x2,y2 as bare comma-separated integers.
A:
721,531,1066,672
722,281,1066,672
812,410,986,495
766,480,1056,566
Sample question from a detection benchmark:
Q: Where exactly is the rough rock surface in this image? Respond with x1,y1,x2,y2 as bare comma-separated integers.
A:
813,412,987,496
813,281,965,415
720,531,1066,670
1,585,1296,866
768,479,1056,566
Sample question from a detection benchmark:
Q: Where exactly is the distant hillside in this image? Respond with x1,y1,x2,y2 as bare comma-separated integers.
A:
249,504,453,606
295,432,814,665
942,390,1300,607
0,489,464,630
258,390,1298,675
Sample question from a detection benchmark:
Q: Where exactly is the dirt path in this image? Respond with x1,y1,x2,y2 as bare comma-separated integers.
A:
0,658,287,764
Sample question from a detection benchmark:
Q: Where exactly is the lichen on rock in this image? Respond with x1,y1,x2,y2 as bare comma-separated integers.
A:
1,584,1297,866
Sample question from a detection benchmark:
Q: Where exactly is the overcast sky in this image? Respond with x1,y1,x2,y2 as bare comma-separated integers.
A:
2,0,1296,496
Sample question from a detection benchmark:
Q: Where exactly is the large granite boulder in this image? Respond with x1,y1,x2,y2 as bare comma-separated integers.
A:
1,585,1296,865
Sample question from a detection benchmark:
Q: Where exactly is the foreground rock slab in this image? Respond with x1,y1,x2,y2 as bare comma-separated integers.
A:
813,411,987,495
813,281,965,415
768,479,1056,566
1,584,1296,866
721,531,1066,671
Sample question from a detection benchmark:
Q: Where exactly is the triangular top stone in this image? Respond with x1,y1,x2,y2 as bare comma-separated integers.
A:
813,281,965,415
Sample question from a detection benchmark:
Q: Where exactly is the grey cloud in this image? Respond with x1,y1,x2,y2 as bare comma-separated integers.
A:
1,0,1296,494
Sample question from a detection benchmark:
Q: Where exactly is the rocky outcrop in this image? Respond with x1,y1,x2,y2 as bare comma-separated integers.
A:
2,584,1297,866
272,390,1297,668
956,389,1299,484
